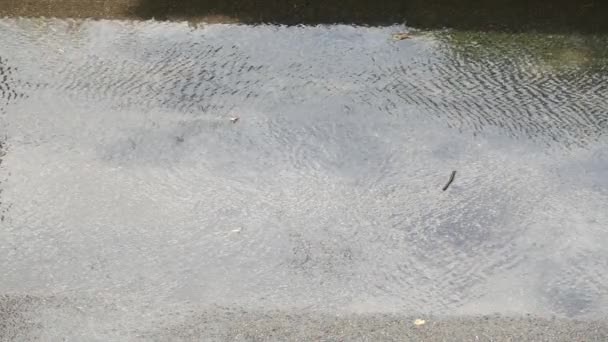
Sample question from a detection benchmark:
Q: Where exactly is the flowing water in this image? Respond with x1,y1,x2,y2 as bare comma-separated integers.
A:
1,18,608,340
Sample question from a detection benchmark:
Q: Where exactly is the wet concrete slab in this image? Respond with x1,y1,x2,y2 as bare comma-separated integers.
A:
3,295,608,341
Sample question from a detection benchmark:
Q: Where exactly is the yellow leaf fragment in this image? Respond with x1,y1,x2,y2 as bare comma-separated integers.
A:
392,32,411,41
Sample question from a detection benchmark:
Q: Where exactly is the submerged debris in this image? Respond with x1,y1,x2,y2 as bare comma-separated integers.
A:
442,171,457,191
392,32,411,41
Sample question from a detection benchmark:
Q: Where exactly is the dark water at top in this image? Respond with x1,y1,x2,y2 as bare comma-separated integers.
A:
1,18,608,339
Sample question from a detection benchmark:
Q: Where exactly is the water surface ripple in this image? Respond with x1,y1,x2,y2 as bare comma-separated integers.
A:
1,19,608,338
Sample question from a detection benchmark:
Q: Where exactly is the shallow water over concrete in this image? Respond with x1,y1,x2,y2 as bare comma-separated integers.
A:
1,19,608,340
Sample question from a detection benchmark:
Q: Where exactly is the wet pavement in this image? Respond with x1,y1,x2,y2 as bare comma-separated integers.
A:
1,18,608,341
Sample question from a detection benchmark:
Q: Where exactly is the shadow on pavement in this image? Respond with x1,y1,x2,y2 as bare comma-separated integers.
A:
133,0,608,32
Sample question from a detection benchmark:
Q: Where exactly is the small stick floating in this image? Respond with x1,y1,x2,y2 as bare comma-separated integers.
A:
442,171,456,191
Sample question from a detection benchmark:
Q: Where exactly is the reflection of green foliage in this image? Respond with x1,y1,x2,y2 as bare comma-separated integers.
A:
435,30,608,72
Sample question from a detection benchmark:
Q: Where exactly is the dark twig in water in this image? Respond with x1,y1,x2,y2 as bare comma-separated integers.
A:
442,171,456,191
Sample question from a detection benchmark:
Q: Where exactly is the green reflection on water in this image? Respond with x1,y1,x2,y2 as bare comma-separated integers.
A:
437,30,608,72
